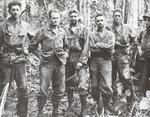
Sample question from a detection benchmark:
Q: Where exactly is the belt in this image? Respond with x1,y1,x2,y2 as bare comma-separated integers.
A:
91,52,111,60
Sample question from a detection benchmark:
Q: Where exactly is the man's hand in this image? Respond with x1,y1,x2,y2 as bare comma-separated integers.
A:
115,41,122,46
137,46,144,56
76,62,83,69
64,51,69,58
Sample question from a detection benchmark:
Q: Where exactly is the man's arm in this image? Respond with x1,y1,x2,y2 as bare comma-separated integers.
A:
29,29,44,52
95,32,115,51
78,28,89,65
0,23,4,54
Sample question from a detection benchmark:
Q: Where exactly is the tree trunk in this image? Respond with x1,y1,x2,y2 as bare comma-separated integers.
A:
127,0,138,29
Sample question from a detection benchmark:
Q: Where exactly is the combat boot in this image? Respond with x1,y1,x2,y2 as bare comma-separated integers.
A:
80,95,87,117
17,88,28,117
52,102,61,117
67,89,74,107
37,93,47,117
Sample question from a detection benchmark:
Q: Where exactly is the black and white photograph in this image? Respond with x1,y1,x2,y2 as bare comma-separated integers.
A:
0,0,150,117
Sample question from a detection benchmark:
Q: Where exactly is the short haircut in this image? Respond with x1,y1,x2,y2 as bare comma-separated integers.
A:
113,8,123,16
8,1,21,10
95,13,105,19
49,9,60,18
69,9,79,16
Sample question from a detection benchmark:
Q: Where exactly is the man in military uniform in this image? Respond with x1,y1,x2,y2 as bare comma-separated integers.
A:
111,9,137,111
89,13,115,116
0,1,30,117
65,9,89,117
137,12,150,94
31,9,69,117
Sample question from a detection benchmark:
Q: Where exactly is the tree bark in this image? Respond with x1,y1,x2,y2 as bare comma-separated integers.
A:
127,0,138,29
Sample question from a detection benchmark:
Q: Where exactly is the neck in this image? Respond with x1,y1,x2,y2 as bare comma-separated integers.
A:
114,22,121,27
70,22,78,27
50,24,57,29
97,26,104,32
10,16,20,22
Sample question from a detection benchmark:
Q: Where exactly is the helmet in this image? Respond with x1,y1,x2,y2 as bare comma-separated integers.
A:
143,12,150,20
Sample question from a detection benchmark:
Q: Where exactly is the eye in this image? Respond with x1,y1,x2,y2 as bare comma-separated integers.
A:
115,15,121,17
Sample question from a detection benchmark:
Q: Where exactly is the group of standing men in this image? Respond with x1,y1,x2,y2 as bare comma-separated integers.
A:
0,1,150,117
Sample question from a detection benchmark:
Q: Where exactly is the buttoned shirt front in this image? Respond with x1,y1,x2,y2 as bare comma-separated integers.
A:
0,17,30,63
111,24,136,55
90,28,115,57
65,23,88,64
138,28,150,57
32,25,68,64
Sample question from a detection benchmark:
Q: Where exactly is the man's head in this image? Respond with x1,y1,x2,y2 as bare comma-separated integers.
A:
143,12,150,29
95,13,106,29
49,9,60,27
8,1,22,20
69,9,79,26
113,9,123,25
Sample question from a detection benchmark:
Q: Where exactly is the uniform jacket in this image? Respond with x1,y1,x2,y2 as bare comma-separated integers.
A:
0,17,29,64
65,23,89,64
31,25,69,65
111,24,137,55
89,28,115,59
137,28,150,57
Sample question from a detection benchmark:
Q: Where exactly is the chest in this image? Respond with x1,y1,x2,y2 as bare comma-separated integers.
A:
113,27,130,41
93,32,109,43
42,30,64,48
4,23,27,45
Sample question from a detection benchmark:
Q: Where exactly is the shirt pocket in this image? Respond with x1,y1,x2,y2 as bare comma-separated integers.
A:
42,36,55,51
68,36,81,50
55,35,64,49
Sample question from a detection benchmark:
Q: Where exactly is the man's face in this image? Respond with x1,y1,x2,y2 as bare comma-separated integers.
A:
9,5,21,19
144,17,150,28
50,12,60,27
95,15,105,29
113,11,122,24
69,12,79,25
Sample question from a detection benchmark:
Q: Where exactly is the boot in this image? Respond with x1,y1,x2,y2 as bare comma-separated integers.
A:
17,88,28,117
80,95,87,117
52,102,60,117
37,93,47,117
52,95,62,117
67,89,74,107
96,93,103,116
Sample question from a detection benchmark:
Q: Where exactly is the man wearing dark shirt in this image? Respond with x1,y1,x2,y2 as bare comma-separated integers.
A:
65,9,89,117
137,12,150,93
89,13,115,116
111,9,137,112
31,9,69,117
0,1,30,117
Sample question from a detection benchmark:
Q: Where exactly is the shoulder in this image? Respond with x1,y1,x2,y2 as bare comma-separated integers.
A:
122,24,132,31
105,29,115,37
138,28,146,37
78,23,86,30
21,20,30,28
59,27,65,34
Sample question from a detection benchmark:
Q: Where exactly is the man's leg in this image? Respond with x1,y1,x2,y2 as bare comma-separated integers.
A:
90,58,103,116
14,62,28,117
37,65,53,117
0,64,11,95
99,59,114,113
52,63,65,117
65,61,76,107
78,68,89,117
117,55,134,112
0,64,12,111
